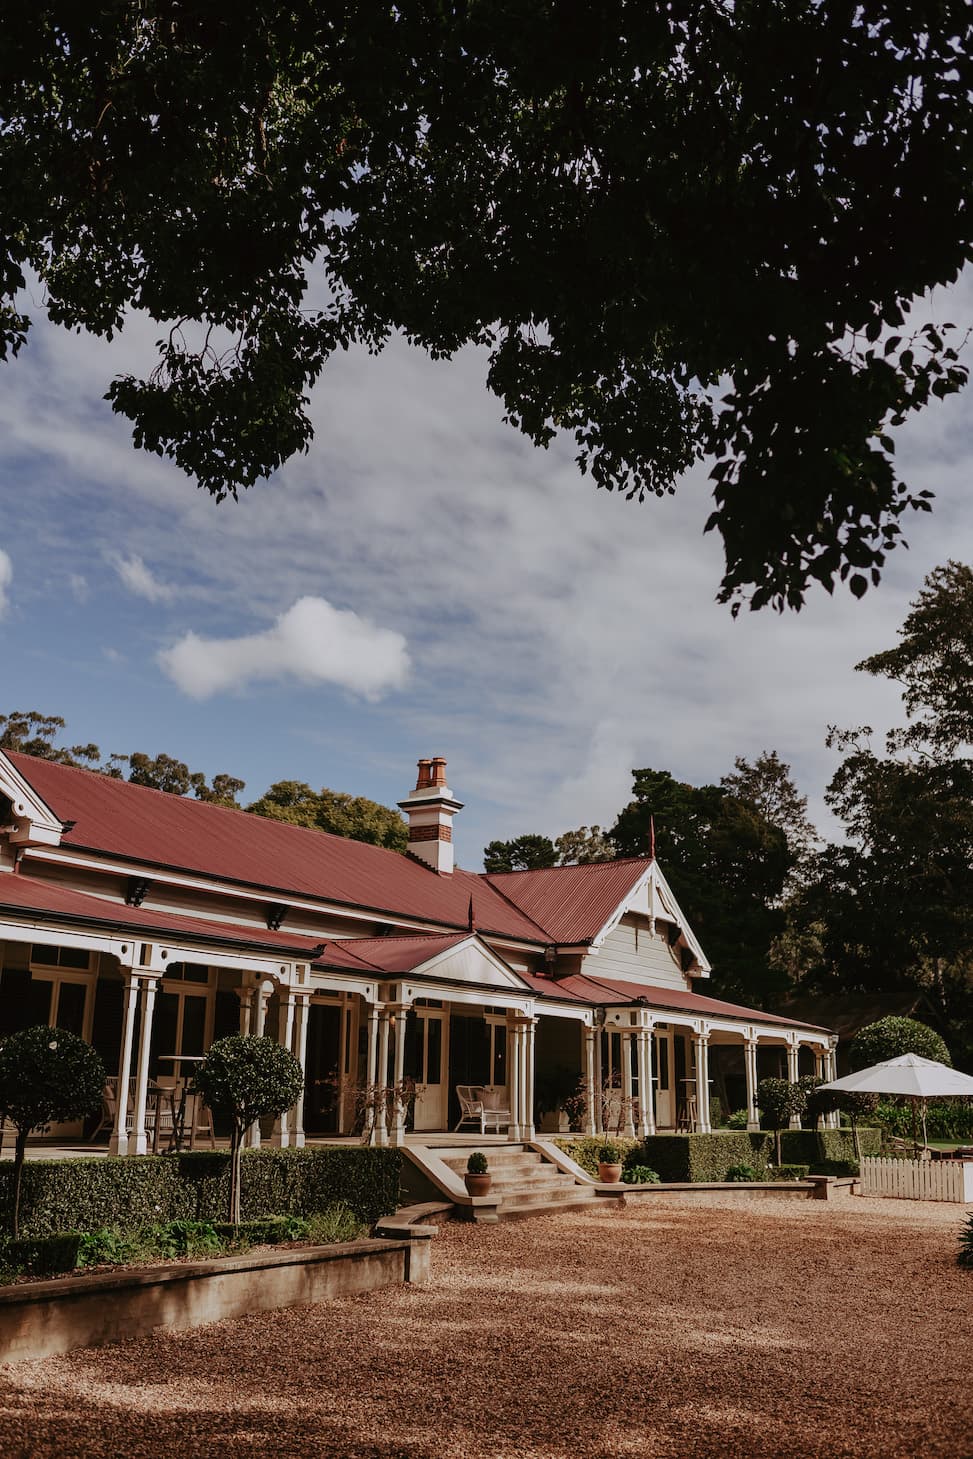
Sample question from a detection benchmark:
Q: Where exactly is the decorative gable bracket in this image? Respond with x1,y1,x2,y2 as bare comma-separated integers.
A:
0,752,65,849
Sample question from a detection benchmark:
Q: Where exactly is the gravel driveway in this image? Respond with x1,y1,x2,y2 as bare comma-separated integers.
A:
0,1195,970,1459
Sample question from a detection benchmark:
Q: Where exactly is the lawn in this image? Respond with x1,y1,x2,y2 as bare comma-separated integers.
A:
0,1195,969,1458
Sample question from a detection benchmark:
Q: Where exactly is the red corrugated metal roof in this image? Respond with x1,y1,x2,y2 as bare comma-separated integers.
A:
484,859,652,943
551,971,829,1031
5,754,547,943
315,932,471,975
0,873,325,957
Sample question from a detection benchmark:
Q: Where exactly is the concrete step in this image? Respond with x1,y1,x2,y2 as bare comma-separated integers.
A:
496,1184,586,1207
500,1194,598,1220
488,1175,577,1195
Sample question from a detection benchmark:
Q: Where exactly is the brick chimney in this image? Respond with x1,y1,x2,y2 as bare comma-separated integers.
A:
398,757,463,873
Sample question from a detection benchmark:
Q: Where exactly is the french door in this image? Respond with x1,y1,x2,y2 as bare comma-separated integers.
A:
410,1007,447,1130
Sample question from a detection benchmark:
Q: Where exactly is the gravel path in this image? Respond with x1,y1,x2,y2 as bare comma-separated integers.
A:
0,1196,970,1459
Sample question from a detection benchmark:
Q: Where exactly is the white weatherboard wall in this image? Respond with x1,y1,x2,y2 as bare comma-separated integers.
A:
596,916,688,991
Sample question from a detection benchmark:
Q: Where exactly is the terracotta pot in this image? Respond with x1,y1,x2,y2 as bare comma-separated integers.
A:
597,1162,623,1184
464,1172,492,1197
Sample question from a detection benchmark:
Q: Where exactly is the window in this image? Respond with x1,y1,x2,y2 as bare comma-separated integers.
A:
31,944,92,972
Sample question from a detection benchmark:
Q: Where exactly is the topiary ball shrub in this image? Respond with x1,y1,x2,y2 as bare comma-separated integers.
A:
194,1035,304,1224
851,1017,951,1071
0,1026,106,1237
466,1151,488,1175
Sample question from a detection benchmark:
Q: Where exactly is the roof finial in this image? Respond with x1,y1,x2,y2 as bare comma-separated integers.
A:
650,814,656,861
468,893,476,932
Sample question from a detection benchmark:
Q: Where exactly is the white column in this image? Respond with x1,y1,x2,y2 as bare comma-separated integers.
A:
523,1017,536,1141
273,991,298,1147
236,984,254,1035
582,1025,597,1137
787,1039,802,1127
363,1001,380,1145
390,1005,409,1147
592,1027,603,1134
375,1007,391,1148
827,1043,840,1128
252,983,269,1037
620,1031,636,1138
292,995,309,1148
132,976,158,1156
745,1037,760,1131
508,1016,522,1140
635,1028,655,1137
694,1031,711,1134
109,969,140,1156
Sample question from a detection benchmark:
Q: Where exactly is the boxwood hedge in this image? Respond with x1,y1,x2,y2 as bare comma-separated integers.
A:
0,1147,401,1238
633,1129,881,1183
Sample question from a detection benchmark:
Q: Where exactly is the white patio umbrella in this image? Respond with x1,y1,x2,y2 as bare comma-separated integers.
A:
819,1053,973,1154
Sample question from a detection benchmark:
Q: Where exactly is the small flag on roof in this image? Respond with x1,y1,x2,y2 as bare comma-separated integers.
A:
650,815,656,860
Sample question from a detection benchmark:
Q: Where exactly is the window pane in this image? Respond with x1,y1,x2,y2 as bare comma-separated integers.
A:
656,1036,669,1091
182,964,209,984
425,1017,442,1086
55,980,87,1036
31,945,59,966
26,977,54,1027
181,995,207,1056
492,1025,507,1086
59,946,90,970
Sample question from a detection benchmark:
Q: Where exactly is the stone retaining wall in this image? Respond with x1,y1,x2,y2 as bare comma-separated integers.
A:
0,1236,431,1364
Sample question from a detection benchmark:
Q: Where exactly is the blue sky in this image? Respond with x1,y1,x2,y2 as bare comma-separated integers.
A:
1,278,972,868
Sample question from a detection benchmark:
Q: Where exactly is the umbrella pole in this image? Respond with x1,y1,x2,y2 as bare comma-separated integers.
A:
911,1097,919,1160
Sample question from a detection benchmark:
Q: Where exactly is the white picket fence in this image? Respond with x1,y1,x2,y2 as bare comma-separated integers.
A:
860,1157,973,1203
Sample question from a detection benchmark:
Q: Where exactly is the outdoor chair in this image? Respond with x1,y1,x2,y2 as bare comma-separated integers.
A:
454,1084,511,1134
88,1076,138,1142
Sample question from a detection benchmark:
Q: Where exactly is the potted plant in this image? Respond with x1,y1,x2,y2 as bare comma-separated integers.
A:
597,1141,623,1183
464,1150,491,1196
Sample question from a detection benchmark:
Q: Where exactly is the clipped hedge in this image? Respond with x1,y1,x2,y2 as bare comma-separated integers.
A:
780,1128,880,1165
553,1137,643,1178
0,1147,401,1238
639,1133,773,1183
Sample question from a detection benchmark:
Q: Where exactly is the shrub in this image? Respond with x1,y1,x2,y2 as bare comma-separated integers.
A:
809,1159,859,1177
303,1204,367,1244
0,1026,106,1236
725,1164,758,1182
466,1151,489,1175
597,1142,623,1165
0,1147,401,1237
0,1231,84,1276
193,1036,305,1223
876,1099,973,1143
958,1214,973,1269
708,1096,725,1129
622,1165,660,1185
851,1017,951,1071
767,1164,810,1181
726,1109,750,1130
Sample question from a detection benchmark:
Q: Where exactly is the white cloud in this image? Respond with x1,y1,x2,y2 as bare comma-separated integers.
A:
0,548,10,618
112,553,174,602
68,572,89,603
158,595,410,701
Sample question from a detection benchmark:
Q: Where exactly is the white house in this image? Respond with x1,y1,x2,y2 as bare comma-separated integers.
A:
0,751,835,1151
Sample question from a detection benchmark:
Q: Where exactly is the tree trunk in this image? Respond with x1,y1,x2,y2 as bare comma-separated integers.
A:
228,1125,243,1225
11,1127,29,1239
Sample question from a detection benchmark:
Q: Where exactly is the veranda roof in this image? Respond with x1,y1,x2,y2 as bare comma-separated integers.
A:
819,1053,973,1099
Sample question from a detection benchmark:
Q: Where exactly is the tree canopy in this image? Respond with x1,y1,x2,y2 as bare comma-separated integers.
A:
246,780,408,852
611,766,794,1003
3,4,971,609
